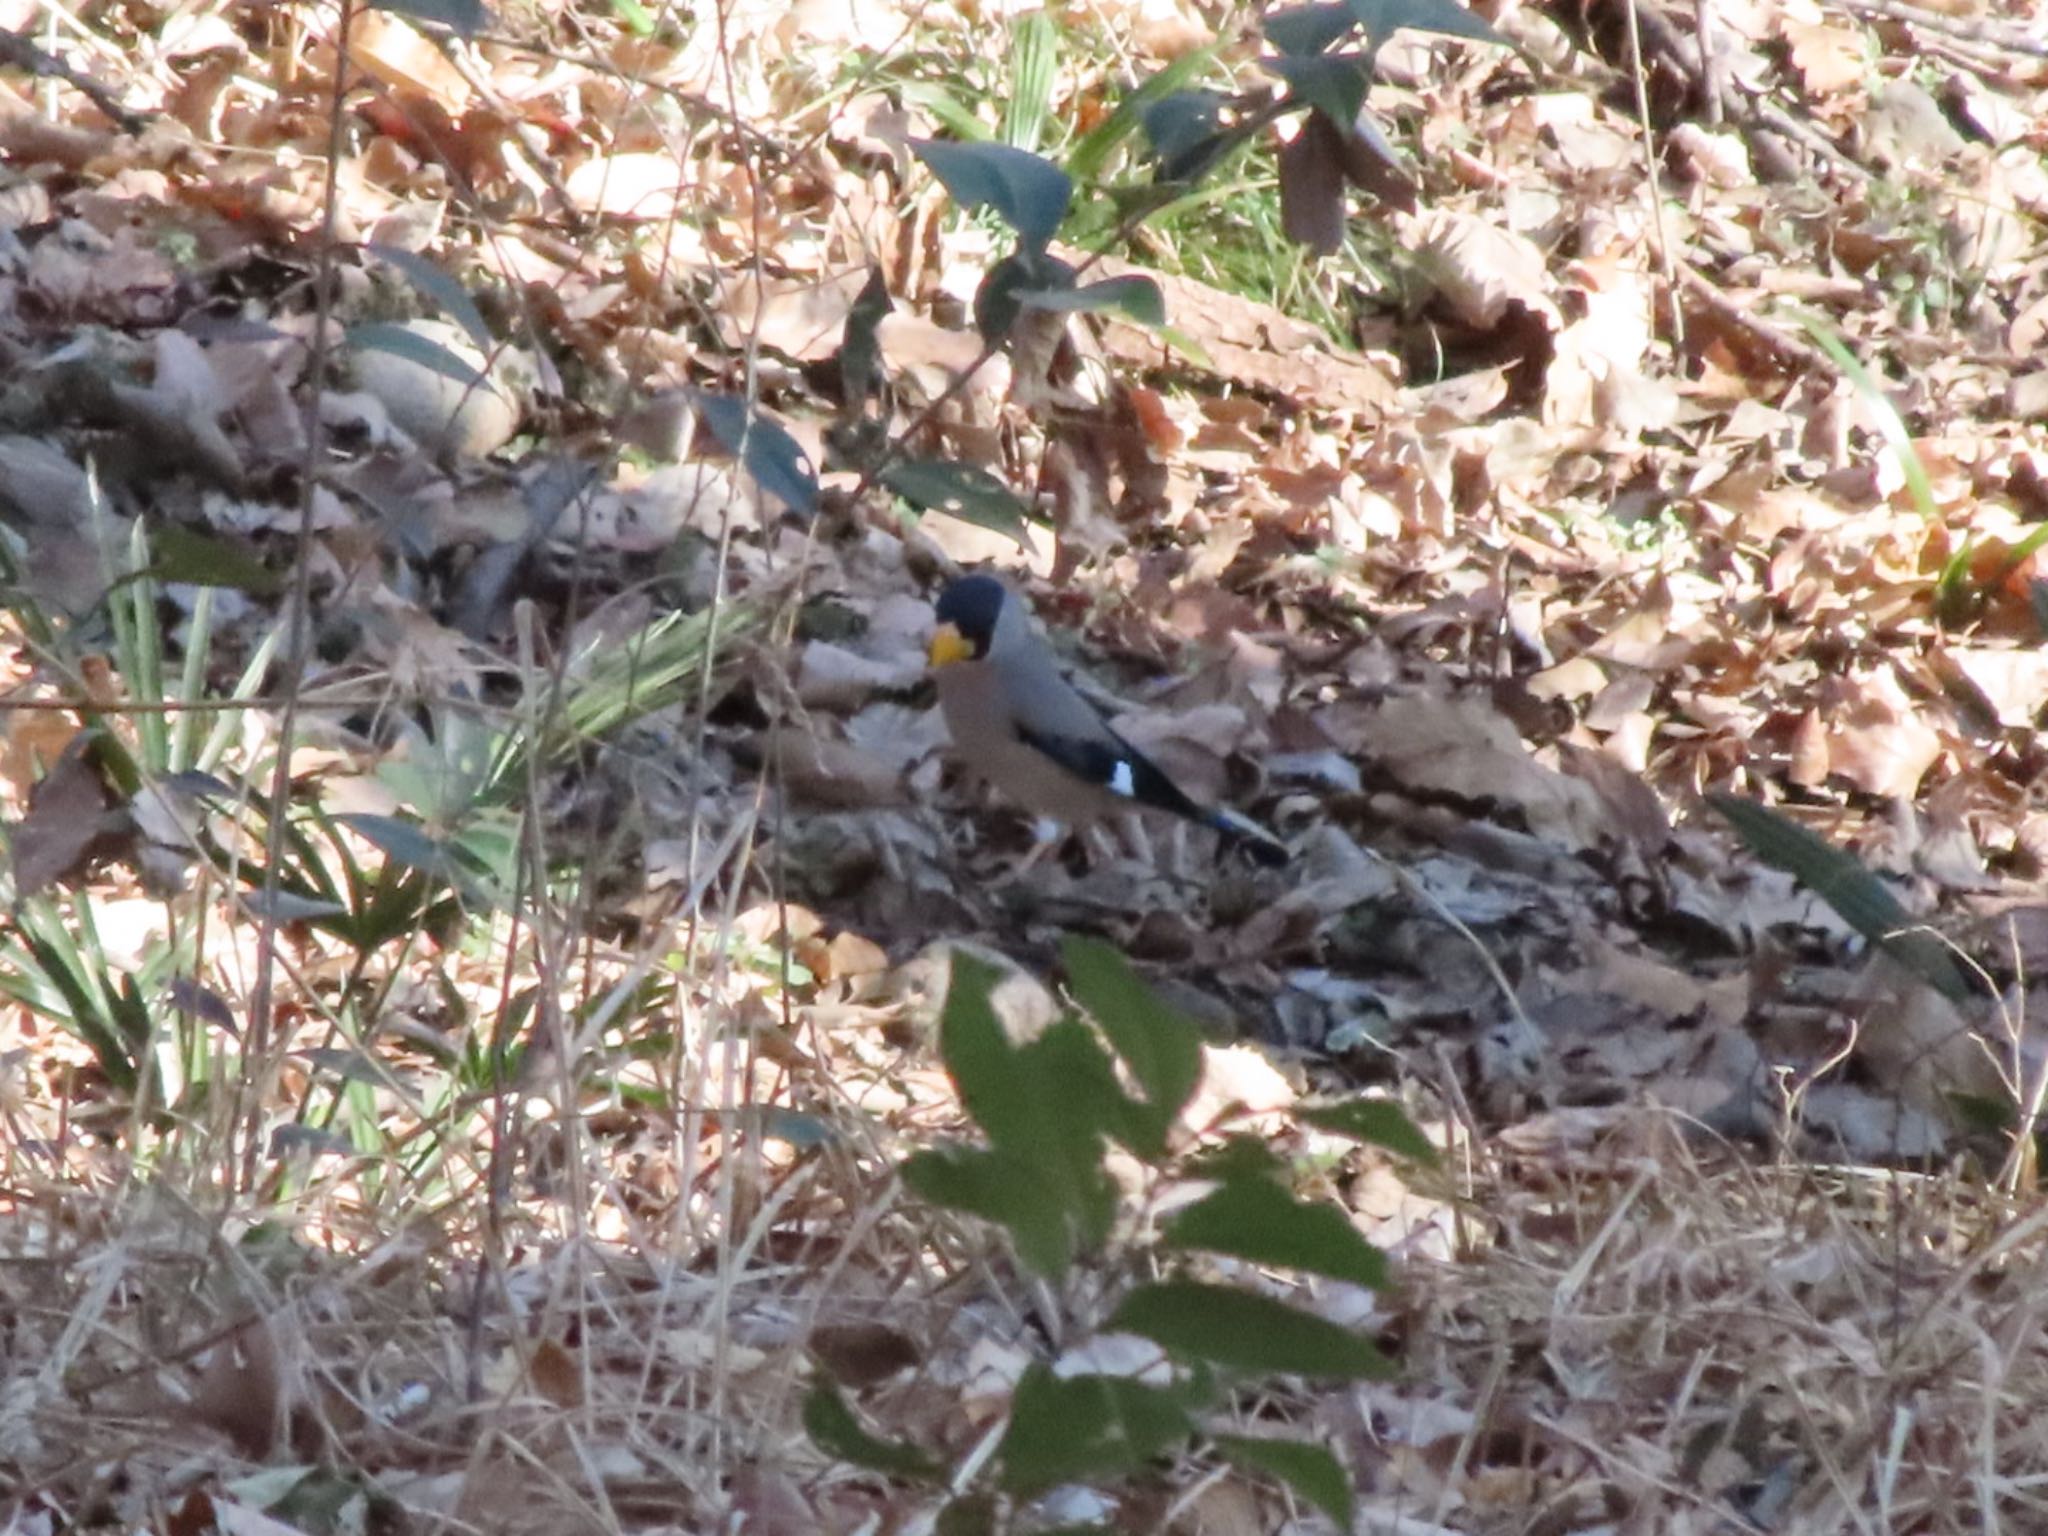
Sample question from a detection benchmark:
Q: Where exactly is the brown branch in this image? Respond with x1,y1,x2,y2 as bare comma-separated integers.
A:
0,25,147,133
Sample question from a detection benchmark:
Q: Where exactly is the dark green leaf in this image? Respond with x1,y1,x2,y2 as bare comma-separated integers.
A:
147,524,282,595
242,887,350,923
901,1145,1101,1277
937,952,1026,1141
1020,275,1167,327
839,266,893,409
1165,1177,1389,1289
911,139,1073,250
998,1365,1195,1496
974,249,1078,342
369,0,489,33
936,1493,999,1536
802,1381,943,1479
364,244,493,353
1708,794,1974,1002
1264,53,1372,127
881,459,1035,546
1061,935,1201,1155
1264,2,1357,56
1213,1436,1355,1528
1140,90,1226,164
1183,1134,1287,1183
1300,1098,1440,1166
1110,1281,1393,1379
690,391,819,518
1343,0,1502,48
347,321,488,389
334,813,463,881
1068,50,1220,185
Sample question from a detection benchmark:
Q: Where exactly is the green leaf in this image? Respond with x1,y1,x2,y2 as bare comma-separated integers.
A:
347,322,489,390
690,391,818,518
364,244,493,354
1264,2,1357,56
1003,6,1058,152
901,1145,1103,1278
881,459,1035,547
368,0,489,34
998,1365,1195,1496
974,249,1078,342
936,952,1027,1141
1020,275,1167,327
1137,89,1225,165
1343,0,1503,48
839,266,893,409
1067,49,1220,185
912,139,1073,250
1708,794,1974,1002
802,1381,943,1480
145,524,282,595
334,813,464,882
1299,1098,1441,1166
1263,53,1373,127
1061,935,1201,1155
1165,1177,1389,1289
1109,1281,1393,1379
1213,1436,1355,1528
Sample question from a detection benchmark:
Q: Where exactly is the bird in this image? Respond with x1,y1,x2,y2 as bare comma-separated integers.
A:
927,574,1288,868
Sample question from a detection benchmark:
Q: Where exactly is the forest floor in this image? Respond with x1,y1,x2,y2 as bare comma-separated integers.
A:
3,0,2048,1532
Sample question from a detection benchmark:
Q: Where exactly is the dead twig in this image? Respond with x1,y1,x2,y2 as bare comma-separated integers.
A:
0,25,148,133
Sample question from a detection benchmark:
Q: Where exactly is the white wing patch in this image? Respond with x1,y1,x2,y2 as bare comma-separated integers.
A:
1107,759,1137,798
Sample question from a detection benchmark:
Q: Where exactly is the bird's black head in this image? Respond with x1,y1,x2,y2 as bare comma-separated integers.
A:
930,575,1007,664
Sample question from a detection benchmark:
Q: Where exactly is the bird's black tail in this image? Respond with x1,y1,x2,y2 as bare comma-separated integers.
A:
1205,807,1288,867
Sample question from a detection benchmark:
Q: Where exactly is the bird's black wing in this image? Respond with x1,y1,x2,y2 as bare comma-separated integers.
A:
1012,723,1206,821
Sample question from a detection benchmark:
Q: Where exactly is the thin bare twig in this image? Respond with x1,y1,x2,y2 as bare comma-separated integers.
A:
0,24,147,132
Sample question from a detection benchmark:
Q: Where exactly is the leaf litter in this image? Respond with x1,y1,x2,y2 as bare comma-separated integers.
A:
2,0,2048,1531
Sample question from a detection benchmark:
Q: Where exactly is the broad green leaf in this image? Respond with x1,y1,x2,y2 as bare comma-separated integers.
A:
1343,0,1503,47
1708,794,1973,1002
1213,1436,1355,1529
1020,275,1167,327
368,0,489,33
901,1144,1103,1278
881,459,1035,547
1068,50,1219,185
610,0,655,35
936,1494,999,1536
347,322,488,390
1299,1098,1440,1166
1264,1,1357,56
936,952,1026,1142
1109,1281,1393,1379
974,248,1078,342
1139,90,1226,166
802,1381,943,1479
1263,53,1373,127
334,813,463,882
912,139,1073,250
1184,1134,1287,1183
146,524,282,595
1165,1176,1389,1289
998,1365,1195,1496
1061,935,1201,1155
690,391,818,518
365,244,492,353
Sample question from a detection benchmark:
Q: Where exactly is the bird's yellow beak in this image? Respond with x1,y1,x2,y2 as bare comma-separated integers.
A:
928,623,974,668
